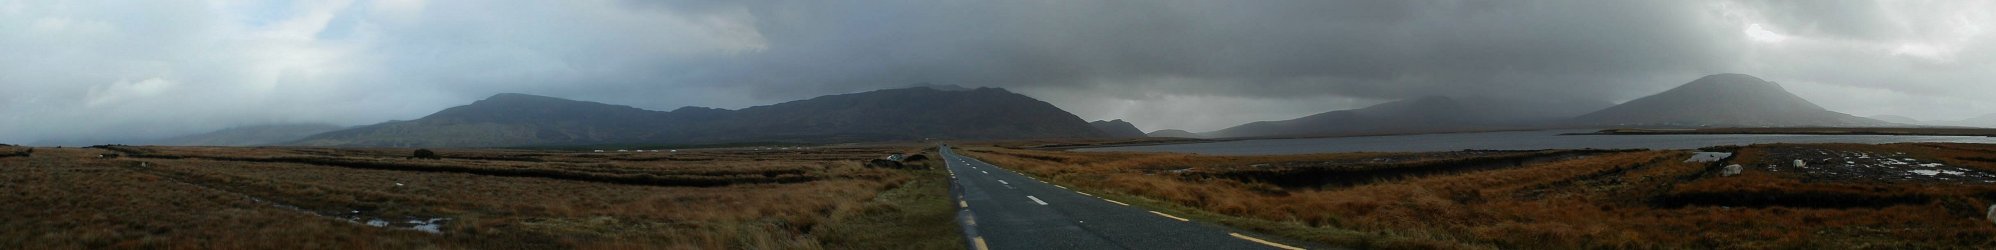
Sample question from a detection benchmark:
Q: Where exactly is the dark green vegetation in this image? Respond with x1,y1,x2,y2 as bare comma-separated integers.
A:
0,144,959,249
412,149,440,159
960,142,1996,249
293,86,1108,147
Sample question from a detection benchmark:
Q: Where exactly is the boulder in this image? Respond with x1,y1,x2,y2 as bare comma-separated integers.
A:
865,159,904,169
1792,160,1806,167
1722,164,1743,176
1988,205,1995,225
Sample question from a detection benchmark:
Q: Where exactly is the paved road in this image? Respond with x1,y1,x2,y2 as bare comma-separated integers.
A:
942,146,1316,250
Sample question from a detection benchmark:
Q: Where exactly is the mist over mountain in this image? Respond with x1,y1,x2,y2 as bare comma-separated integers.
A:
1867,115,1922,125
149,123,347,146
293,87,1105,147
1574,74,1889,127
1146,129,1202,138
1204,95,1603,138
1090,120,1148,138
1943,114,1996,128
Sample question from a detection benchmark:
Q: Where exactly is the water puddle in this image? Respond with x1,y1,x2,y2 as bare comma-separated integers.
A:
1760,147,1996,183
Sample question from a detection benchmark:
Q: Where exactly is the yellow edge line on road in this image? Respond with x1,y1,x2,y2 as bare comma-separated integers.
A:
1149,211,1189,221
972,236,990,250
1229,233,1305,250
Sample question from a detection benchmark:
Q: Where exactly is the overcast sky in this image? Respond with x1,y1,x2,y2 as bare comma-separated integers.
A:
4,0,1994,144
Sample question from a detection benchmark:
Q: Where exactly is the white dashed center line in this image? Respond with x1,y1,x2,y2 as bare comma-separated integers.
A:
997,180,1009,185
1027,196,1048,205
1104,199,1129,206
1230,233,1304,250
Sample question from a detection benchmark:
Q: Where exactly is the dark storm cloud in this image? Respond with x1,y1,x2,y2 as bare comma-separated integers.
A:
2,0,1992,143
720,1,1737,101
693,0,1755,131
700,0,1994,131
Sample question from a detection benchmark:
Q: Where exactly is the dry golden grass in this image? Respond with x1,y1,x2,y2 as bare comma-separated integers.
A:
1,145,960,249
959,144,1996,249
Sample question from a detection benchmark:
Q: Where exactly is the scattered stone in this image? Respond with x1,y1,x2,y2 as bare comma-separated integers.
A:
864,159,904,169
1685,152,1732,163
1988,205,1995,225
1722,164,1743,177
1793,160,1806,167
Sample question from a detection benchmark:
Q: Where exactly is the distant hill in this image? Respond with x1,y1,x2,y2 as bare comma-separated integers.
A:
1866,115,1922,125
293,87,1106,147
1573,74,1889,127
1146,129,1202,138
1089,119,1148,138
1944,114,1996,128
1205,95,1602,138
293,93,679,147
152,123,346,146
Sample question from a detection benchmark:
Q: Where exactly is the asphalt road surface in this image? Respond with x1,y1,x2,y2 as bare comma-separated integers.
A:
941,146,1322,250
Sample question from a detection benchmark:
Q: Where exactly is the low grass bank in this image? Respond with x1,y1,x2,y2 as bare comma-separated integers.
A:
817,148,964,249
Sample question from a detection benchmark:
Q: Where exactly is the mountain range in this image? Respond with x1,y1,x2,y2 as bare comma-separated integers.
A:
139,73,1927,147
1206,96,1611,138
151,123,347,146
292,87,1106,147
1202,73,1893,138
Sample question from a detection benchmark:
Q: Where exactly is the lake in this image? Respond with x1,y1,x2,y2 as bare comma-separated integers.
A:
1076,129,1996,155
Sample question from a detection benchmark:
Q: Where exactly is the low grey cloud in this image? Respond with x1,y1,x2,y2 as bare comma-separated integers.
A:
2,0,1992,143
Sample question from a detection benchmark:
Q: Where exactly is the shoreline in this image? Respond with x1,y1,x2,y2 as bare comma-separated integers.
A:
1575,127,1996,137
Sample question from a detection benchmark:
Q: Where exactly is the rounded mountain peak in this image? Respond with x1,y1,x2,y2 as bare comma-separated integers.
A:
1676,73,1784,93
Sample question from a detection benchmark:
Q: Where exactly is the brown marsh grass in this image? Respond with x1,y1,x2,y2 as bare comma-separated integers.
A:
1,145,960,249
960,143,1996,249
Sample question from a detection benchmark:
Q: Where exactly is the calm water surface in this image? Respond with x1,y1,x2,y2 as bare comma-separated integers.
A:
1078,129,1996,155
